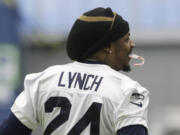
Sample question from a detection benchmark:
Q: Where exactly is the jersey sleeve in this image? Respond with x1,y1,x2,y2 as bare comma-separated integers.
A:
117,125,148,135
0,112,32,135
114,82,149,132
11,73,41,130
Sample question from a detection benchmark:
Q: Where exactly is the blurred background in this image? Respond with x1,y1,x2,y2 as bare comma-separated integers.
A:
0,0,180,134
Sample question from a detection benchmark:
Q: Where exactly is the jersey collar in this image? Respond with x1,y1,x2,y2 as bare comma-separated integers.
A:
78,59,105,65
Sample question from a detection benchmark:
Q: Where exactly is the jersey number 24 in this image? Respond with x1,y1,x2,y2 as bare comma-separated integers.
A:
44,97,102,135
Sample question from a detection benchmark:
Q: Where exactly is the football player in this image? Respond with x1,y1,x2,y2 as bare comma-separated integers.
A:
0,7,149,135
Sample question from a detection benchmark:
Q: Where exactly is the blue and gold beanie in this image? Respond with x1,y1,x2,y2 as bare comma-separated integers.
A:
67,7,129,61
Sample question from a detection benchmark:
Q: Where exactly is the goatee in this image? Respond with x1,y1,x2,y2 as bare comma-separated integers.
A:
123,64,131,72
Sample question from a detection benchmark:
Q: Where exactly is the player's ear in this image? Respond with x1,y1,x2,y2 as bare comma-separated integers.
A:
103,44,113,54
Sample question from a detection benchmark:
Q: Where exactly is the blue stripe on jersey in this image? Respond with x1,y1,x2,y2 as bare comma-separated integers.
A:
117,125,148,135
0,111,32,135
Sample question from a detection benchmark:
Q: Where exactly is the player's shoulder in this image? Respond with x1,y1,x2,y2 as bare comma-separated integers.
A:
25,63,73,82
103,69,149,107
107,69,147,94
108,69,136,86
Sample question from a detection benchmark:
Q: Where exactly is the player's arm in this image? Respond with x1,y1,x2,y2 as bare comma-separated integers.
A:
1,73,42,135
114,83,149,135
116,125,148,135
0,111,32,135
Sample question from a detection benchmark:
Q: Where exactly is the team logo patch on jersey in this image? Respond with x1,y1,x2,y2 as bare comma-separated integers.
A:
131,93,144,100
130,101,143,107
130,93,144,107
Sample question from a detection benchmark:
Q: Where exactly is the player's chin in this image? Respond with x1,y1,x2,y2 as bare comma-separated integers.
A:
122,64,131,72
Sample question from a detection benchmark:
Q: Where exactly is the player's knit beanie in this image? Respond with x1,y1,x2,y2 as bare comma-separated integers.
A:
66,7,129,61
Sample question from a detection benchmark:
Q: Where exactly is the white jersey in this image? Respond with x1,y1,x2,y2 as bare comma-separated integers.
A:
11,61,149,135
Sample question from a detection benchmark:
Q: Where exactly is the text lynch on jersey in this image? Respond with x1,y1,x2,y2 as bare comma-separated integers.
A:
58,71,103,91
